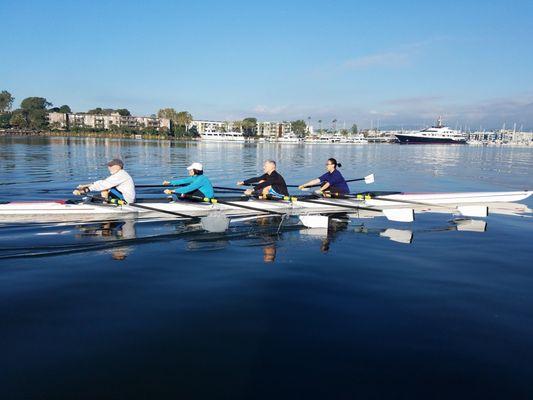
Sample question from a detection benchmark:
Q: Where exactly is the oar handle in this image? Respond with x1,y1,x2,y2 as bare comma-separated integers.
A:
289,176,368,189
136,183,184,188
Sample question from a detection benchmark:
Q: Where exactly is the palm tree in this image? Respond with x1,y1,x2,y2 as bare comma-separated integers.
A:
318,119,322,134
307,116,311,134
332,119,337,133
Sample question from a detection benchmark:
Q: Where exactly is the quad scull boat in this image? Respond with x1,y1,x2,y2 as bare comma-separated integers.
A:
0,191,530,227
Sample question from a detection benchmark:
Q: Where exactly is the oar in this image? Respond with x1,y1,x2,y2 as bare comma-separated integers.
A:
293,196,380,214
179,194,287,217
289,174,375,189
127,202,201,220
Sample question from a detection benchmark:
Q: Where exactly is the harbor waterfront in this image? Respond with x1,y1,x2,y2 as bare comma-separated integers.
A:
1,136,533,398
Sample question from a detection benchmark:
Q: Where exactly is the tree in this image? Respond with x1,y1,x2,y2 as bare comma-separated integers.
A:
242,117,257,137
350,124,358,135
0,90,14,113
291,120,307,136
232,120,243,133
28,109,49,129
59,105,71,113
10,112,27,128
157,108,178,121
116,108,131,116
157,108,192,135
176,111,193,129
0,112,12,128
21,97,52,111
188,126,199,137
318,119,323,133
88,107,105,115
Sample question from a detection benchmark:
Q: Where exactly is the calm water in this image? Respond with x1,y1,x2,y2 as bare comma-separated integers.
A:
1,136,533,399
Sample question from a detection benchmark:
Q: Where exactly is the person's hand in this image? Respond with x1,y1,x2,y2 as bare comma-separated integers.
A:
244,189,253,196
164,189,173,195
236,181,244,186
73,187,89,196
298,185,306,190
77,184,90,189
162,180,170,186
314,189,323,196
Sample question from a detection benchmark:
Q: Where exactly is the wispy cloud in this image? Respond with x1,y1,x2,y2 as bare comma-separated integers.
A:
341,37,448,71
342,51,410,69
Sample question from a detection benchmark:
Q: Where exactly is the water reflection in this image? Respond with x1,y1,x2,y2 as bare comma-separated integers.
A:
74,220,137,260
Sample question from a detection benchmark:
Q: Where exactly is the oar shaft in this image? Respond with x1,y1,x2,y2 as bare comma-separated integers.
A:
295,197,378,213
179,193,287,216
288,176,369,188
128,202,198,220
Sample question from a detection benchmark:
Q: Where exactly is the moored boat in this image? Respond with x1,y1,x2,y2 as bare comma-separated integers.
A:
395,117,467,144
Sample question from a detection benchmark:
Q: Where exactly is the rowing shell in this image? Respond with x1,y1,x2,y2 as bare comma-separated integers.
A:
0,190,530,223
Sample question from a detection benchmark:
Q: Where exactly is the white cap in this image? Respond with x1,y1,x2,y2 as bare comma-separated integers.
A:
187,162,203,171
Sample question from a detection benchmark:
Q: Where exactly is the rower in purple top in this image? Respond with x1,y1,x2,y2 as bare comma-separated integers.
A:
298,158,350,196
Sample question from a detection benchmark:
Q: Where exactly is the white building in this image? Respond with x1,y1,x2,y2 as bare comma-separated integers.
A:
191,120,235,135
48,112,171,130
256,121,292,138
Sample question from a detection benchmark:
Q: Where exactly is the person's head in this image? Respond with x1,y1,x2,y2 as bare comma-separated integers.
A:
187,162,203,176
107,159,124,174
263,159,276,174
326,158,341,173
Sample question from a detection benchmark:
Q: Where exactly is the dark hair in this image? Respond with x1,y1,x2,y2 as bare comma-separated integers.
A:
328,158,342,168
107,158,124,168
192,169,203,175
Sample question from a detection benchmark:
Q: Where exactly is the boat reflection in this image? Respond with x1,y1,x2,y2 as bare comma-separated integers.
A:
74,220,137,260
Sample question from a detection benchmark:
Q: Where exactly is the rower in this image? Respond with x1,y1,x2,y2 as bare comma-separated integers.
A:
298,158,349,196
237,159,289,197
163,162,214,199
73,159,135,204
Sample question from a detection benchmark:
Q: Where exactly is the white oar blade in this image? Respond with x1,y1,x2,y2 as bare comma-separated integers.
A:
454,218,487,232
201,214,230,232
380,228,413,244
457,205,488,218
364,174,375,184
382,208,414,222
299,215,329,229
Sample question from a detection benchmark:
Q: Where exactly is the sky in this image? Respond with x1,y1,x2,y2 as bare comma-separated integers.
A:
2,0,533,129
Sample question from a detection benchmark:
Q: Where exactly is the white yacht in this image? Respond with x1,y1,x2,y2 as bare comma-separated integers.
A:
395,117,466,144
200,131,245,142
276,133,303,143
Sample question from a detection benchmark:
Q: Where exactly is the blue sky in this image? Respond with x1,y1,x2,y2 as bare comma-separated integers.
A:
2,0,533,129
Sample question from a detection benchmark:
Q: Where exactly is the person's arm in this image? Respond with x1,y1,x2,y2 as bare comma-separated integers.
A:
253,174,275,192
167,176,193,186
242,173,267,186
172,177,205,194
89,173,125,192
298,178,321,189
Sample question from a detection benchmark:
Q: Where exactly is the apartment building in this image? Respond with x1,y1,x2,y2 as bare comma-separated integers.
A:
48,112,171,130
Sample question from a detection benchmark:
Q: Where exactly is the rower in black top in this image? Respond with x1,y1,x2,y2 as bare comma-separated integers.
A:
237,159,289,197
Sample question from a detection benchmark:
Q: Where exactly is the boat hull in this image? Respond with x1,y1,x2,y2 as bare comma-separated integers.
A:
395,135,467,144
0,191,530,223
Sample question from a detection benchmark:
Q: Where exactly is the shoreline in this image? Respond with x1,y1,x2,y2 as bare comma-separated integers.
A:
1,129,531,148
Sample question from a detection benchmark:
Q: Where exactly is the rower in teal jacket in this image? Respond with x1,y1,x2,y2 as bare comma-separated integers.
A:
163,162,214,199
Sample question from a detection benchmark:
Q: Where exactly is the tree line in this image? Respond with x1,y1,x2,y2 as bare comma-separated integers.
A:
0,90,359,137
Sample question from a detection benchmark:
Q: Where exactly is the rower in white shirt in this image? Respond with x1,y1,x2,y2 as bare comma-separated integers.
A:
73,159,136,204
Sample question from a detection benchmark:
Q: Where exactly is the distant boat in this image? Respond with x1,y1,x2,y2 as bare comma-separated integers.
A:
395,117,467,144
276,133,303,143
200,131,245,142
